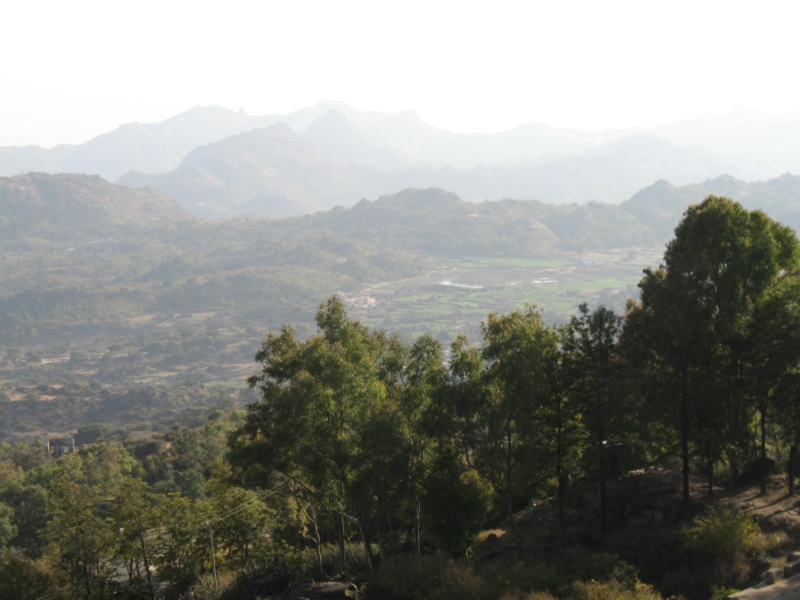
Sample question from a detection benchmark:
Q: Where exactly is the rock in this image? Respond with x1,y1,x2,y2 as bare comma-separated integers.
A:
484,533,498,544
285,582,358,599
764,568,783,585
783,560,800,578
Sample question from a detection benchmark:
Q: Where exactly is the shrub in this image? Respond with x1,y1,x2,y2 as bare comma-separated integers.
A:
684,509,759,558
0,550,59,600
494,563,570,598
572,580,662,600
368,554,492,600
564,548,638,585
367,554,449,600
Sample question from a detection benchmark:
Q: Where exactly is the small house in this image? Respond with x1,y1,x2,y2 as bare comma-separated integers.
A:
48,437,75,458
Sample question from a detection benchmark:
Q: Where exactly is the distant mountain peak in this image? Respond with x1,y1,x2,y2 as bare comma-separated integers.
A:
302,110,404,167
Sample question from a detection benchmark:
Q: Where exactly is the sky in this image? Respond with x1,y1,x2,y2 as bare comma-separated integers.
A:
2,0,800,147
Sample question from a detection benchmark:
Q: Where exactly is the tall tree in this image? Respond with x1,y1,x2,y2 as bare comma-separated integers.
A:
564,303,624,536
632,196,800,492
455,306,557,559
111,479,158,600
535,327,583,528
231,297,406,570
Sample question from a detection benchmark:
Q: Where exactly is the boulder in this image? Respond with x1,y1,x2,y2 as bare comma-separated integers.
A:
784,561,800,578
764,567,783,585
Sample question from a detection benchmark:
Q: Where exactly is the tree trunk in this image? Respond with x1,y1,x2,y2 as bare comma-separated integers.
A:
760,402,768,495
599,442,607,536
307,506,324,577
681,374,690,503
557,459,565,530
707,445,714,498
556,396,565,528
506,426,525,562
790,445,796,497
338,513,346,573
139,528,155,600
726,447,740,487
414,496,421,559
354,516,374,574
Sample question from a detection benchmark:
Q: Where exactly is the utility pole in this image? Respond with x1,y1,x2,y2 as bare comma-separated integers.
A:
207,523,218,593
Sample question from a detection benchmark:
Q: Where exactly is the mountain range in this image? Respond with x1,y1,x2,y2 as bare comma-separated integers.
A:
117,117,740,218
2,103,799,218
4,171,799,254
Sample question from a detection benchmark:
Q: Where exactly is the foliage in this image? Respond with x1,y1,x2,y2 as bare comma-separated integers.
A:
683,509,759,558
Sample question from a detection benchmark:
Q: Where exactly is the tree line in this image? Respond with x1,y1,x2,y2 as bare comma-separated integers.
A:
232,195,800,561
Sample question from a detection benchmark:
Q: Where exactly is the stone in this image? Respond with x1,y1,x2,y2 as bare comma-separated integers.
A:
764,568,783,585
785,561,800,578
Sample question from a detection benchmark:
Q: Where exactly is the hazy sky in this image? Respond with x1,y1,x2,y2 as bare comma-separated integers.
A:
2,0,799,147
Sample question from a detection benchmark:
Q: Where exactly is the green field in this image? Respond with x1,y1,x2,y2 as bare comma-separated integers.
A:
354,247,664,341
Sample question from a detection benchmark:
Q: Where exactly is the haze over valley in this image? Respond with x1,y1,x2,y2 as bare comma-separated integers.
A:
3,103,799,217
5,3,800,598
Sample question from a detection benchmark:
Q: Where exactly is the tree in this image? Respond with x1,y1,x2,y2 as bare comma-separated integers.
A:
535,327,583,528
632,196,800,492
628,265,711,502
564,303,624,536
746,277,800,493
111,478,158,600
45,481,117,600
231,297,396,572
766,277,800,494
153,492,213,593
455,306,557,559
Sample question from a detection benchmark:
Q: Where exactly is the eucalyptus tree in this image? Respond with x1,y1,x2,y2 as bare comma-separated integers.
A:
231,296,392,570
111,478,158,600
45,481,117,600
450,306,557,558
398,334,488,554
564,303,624,536
627,265,711,502
535,326,583,528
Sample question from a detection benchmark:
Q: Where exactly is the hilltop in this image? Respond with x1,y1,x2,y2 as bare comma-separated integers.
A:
0,172,192,245
622,173,800,237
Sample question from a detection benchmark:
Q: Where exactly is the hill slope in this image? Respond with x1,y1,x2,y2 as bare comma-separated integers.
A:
621,173,800,238
0,173,193,244
118,123,363,218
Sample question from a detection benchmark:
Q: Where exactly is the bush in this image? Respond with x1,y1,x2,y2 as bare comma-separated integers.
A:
0,550,59,600
494,563,570,598
564,548,638,585
368,554,492,600
684,509,759,558
572,580,662,600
